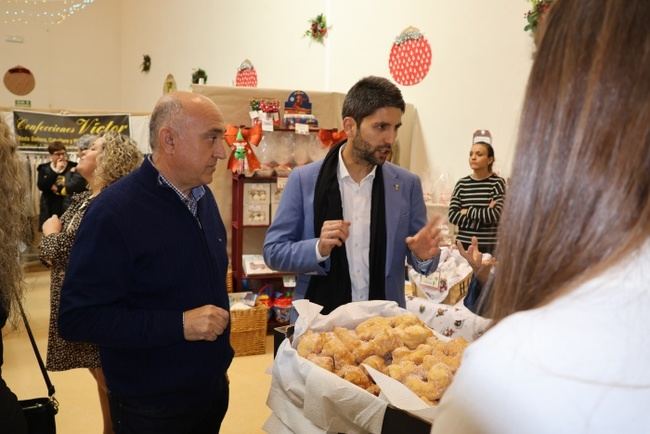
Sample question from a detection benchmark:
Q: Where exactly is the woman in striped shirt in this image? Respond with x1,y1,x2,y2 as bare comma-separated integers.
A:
448,130,506,255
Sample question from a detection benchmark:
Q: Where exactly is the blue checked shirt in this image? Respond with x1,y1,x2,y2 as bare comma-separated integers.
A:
150,156,205,219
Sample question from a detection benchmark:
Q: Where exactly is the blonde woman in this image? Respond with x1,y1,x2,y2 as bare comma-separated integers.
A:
40,132,142,434
0,117,29,433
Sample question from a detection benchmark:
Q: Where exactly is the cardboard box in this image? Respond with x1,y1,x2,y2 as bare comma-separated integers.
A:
270,203,280,223
270,182,283,204
244,183,271,205
243,203,270,225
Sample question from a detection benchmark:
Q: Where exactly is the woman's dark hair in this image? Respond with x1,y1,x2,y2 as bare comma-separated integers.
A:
486,0,650,323
342,76,405,127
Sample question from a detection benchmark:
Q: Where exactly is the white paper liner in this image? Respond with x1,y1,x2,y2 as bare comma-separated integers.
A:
266,299,457,433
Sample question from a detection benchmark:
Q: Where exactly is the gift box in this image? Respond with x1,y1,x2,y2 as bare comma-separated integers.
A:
243,203,270,226
243,183,270,205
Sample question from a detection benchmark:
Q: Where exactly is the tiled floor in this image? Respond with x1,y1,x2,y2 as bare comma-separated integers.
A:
3,269,273,434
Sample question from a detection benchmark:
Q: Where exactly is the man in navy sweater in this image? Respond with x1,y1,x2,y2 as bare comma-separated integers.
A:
59,91,233,433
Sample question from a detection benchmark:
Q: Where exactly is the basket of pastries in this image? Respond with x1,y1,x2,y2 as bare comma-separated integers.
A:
266,300,473,433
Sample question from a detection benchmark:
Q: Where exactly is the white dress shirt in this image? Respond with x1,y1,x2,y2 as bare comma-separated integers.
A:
314,145,375,301
338,146,376,302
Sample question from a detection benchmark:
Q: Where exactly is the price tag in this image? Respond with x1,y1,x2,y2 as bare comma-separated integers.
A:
276,176,288,191
294,123,309,135
261,116,274,132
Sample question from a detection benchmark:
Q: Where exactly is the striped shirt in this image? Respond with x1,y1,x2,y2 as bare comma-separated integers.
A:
448,174,506,253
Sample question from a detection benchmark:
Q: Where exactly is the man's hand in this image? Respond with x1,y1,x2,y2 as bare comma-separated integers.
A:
456,236,495,286
42,215,62,236
183,305,230,341
318,220,350,257
406,215,442,261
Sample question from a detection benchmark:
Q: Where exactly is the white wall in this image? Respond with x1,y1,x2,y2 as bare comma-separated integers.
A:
1,0,534,186
118,0,533,187
0,0,122,111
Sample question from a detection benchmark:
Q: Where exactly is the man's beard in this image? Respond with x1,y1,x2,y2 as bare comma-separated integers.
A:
351,132,391,166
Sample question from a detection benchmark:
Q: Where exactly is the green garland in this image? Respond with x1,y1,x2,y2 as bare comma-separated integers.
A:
524,0,553,33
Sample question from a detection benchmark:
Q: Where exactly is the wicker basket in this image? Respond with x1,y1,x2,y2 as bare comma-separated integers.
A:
230,305,268,356
226,268,233,293
441,271,473,305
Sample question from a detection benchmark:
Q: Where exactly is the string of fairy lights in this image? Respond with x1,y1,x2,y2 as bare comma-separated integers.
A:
2,0,95,25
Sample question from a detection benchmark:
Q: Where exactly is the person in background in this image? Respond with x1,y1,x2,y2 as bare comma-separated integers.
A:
448,130,506,255
433,1,650,432
0,118,28,433
264,76,442,315
59,91,233,434
62,134,98,210
36,141,77,228
40,132,142,434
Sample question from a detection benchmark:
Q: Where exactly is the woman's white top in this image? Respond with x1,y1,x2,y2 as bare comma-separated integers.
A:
432,239,650,434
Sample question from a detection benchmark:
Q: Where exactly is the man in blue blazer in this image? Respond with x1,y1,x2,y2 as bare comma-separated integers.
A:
264,76,442,314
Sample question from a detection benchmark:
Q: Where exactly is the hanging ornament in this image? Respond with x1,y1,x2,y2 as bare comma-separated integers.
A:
388,26,432,86
524,0,553,33
224,124,263,175
304,13,331,44
141,54,151,73
235,59,258,87
162,73,177,94
3,66,35,96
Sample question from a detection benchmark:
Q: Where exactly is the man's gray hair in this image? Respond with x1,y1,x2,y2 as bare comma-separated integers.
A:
149,97,183,150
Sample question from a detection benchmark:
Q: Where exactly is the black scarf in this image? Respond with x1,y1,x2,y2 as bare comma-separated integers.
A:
305,140,387,314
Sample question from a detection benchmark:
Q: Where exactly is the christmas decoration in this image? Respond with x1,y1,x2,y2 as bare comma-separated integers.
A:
524,0,553,33
191,68,207,85
235,59,258,87
163,74,177,94
304,13,330,44
318,128,347,148
388,26,432,86
3,65,35,96
141,55,151,73
224,124,262,175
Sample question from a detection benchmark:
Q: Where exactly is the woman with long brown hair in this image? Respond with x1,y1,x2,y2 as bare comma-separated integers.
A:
433,1,650,432
40,132,142,434
0,118,28,432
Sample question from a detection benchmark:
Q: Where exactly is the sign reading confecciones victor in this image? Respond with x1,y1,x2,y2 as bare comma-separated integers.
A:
13,110,130,150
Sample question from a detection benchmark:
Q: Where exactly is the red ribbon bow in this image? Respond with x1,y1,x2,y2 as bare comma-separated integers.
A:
224,124,263,174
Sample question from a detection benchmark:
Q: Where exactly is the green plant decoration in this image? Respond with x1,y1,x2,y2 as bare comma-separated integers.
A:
141,54,151,73
192,68,208,84
524,0,553,33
